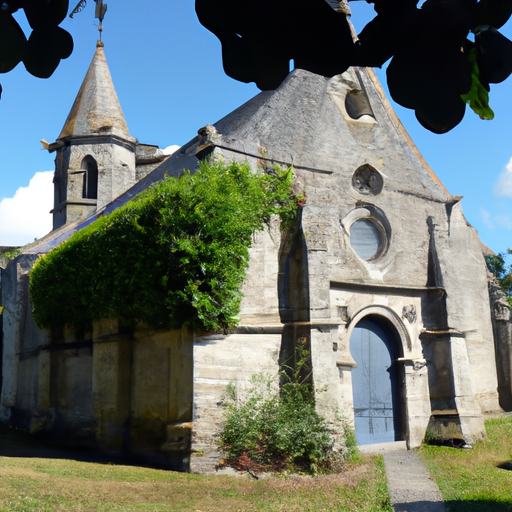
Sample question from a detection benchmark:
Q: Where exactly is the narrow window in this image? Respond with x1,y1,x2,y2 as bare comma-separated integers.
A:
81,156,98,199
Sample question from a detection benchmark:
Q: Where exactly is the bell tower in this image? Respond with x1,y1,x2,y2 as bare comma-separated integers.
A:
50,40,137,230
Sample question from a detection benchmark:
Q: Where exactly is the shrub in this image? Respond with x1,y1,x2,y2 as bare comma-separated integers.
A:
486,249,512,307
29,160,304,332
218,348,354,474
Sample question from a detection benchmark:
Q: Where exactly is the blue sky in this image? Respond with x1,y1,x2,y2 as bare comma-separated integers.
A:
0,1,511,259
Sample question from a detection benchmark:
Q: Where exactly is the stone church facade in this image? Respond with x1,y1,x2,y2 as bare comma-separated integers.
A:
1,41,511,472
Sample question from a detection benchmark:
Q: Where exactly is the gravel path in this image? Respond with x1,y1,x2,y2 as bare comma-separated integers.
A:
383,450,446,512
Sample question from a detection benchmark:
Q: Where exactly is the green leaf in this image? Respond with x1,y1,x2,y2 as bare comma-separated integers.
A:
461,47,495,120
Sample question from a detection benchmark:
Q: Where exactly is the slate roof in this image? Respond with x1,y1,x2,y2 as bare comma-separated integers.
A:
58,41,133,141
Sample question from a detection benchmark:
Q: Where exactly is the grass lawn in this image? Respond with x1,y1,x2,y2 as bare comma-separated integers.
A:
0,425,392,512
419,416,512,512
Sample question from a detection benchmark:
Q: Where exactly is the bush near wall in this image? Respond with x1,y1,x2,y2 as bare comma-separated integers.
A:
486,250,512,307
219,347,358,474
30,160,303,332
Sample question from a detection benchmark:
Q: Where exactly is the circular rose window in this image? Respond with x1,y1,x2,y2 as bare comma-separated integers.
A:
350,218,383,260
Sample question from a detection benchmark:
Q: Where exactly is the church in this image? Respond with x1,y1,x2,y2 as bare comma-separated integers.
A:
1,38,511,472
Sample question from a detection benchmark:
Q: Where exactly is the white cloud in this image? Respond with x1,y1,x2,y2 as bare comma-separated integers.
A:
162,145,180,156
481,207,494,229
0,171,54,247
480,207,512,235
495,215,512,230
494,158,512,198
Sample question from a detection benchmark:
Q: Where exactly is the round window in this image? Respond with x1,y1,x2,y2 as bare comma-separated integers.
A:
350,219,383,260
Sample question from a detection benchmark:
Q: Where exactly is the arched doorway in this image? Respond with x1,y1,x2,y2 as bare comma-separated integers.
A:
350,316,405,445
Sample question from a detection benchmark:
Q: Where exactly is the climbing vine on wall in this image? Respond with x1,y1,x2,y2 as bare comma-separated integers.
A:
29,160,304,332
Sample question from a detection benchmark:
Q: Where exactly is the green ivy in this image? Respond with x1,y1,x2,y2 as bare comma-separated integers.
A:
0,247,22,262
29,160,303,332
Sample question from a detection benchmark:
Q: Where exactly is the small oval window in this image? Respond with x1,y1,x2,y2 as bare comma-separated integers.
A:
350,219,382,260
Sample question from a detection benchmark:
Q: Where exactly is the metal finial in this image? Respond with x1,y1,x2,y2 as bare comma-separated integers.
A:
95,0,107,40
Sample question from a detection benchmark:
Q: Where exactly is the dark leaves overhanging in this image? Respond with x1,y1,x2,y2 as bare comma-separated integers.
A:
0,0,510,133
0,0,73,78
195,0,512,133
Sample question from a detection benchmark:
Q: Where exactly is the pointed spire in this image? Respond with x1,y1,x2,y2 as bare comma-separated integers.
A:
58,41,132,141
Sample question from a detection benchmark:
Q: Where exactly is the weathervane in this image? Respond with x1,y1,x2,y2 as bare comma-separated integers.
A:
69,0,107,40
95,0,108,40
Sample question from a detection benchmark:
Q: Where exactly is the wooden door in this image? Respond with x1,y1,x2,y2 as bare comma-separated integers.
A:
350,318,396,445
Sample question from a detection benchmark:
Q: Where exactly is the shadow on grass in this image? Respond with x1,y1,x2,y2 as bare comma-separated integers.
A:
0,423,116,462
443,501,512,512
0,423,168,470
393,500,512,512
